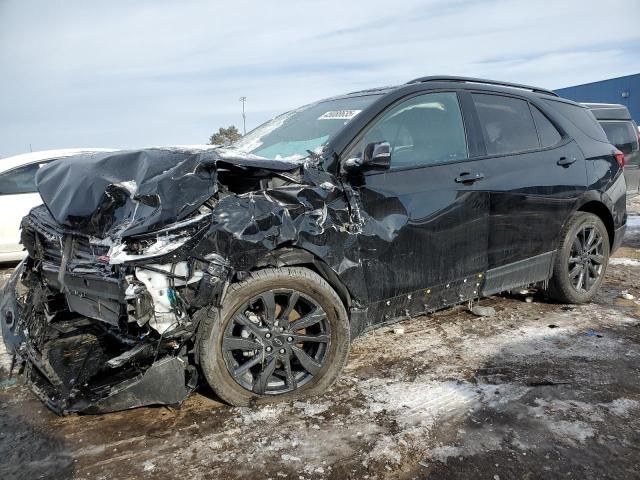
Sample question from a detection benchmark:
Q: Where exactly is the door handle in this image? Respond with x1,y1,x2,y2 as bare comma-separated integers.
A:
455,172,485,184
557,156,576,167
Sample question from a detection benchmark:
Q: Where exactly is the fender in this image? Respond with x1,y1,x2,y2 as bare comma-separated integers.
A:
571,183,625,249
251,247,354,309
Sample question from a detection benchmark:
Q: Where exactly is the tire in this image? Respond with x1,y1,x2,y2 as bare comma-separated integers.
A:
198,267,350,406
548,212,610,304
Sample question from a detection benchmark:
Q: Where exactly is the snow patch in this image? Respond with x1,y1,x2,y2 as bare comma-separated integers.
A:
0,333,12,373
426,445,463,464
359,379,529,465
626,215,640,229
292,401,330,417
606,398,640,417
547,420,595,444
424,430,504,464
360,379,480,425
609,258,640,267
528,397,604,423
368,435,404,465
234,405,288,425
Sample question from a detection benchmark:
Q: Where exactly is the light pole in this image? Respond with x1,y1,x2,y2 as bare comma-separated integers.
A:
239,96,247,135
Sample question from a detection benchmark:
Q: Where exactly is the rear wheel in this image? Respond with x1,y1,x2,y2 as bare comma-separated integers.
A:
548,212,610,303
198,267,350,406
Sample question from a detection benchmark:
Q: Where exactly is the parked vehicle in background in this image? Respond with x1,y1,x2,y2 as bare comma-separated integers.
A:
1,77,627,415
0,149,116,262
583,103,640,194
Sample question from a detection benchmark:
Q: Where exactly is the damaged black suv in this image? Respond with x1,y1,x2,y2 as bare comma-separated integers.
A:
1,76,627,414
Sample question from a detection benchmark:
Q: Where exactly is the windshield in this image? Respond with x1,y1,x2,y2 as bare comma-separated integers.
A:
230,94,381,161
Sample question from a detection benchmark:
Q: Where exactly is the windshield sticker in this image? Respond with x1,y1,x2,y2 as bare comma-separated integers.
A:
318,110,362,120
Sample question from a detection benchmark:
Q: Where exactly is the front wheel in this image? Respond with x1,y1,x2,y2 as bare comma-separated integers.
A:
548,212,610,304
198,267,350,406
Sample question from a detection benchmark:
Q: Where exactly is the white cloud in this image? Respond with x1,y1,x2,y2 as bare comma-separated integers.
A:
0,0,638,156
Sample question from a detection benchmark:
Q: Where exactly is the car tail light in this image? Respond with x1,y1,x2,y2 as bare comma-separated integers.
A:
614,149,625,168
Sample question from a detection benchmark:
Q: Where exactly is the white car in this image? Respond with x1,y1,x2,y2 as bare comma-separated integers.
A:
0,148,115,262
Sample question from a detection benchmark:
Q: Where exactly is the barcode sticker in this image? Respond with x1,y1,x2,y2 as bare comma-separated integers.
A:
317,110,362,120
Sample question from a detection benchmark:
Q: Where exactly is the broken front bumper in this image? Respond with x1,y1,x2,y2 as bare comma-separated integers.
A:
0,263,198,414
0,208,228,415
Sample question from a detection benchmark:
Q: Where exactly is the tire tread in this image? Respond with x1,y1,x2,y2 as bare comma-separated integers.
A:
548,212,609,304
197,267,350,406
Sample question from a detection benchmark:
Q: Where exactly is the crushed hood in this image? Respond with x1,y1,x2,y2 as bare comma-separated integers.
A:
35,147,300,238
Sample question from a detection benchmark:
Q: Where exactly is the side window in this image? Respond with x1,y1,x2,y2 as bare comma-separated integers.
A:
531,106,562,148
0,163,46,195
472,93,540,155
543,99,609,143
347,92,468,168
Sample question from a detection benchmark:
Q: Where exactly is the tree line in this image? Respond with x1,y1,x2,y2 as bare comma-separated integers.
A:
209,126,242,146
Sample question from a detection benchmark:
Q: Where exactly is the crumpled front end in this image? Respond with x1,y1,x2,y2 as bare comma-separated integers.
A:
0,205,232,414
0,146,364,414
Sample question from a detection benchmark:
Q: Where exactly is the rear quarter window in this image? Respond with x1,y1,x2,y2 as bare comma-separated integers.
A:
543,99,609,143
531,106,562,148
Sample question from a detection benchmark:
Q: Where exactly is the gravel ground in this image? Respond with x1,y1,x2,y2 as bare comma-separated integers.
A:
1,197,639,480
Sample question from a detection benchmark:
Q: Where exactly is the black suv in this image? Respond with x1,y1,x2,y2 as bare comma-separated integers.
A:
1,76,627,414
583,103,640,194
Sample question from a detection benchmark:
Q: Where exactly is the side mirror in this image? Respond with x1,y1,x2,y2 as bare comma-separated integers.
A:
343,141,391,173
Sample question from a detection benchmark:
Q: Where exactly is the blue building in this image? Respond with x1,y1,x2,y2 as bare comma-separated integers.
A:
555,73,639,122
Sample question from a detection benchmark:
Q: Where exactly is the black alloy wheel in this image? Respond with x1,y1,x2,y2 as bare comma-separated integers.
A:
222,289,331,395
568,224,605,293
548,212,610,304
198,267,350,406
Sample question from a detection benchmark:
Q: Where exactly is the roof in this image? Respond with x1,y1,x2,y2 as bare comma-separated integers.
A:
0,148,117,173
582,103,632,121
329,75,561,104
406,76,558,97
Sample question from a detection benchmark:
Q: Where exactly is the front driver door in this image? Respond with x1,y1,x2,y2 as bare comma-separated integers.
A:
344,91,490,324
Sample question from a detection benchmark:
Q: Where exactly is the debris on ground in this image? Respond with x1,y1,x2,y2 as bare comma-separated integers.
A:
471,305,496,317
619,290,635,300
0,379,17,390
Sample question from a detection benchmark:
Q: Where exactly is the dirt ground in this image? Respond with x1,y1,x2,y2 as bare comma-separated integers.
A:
1,197,639,480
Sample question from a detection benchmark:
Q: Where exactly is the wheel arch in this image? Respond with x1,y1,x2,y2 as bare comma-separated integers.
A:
249,247,354,310
576,200,615,249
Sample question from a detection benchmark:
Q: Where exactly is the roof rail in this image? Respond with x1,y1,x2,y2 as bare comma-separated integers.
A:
405,76,559,97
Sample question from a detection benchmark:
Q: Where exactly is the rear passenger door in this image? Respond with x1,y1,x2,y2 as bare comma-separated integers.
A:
462,92,587,294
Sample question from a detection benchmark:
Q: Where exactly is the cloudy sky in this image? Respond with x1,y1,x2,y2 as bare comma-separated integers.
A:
1,0,639,157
